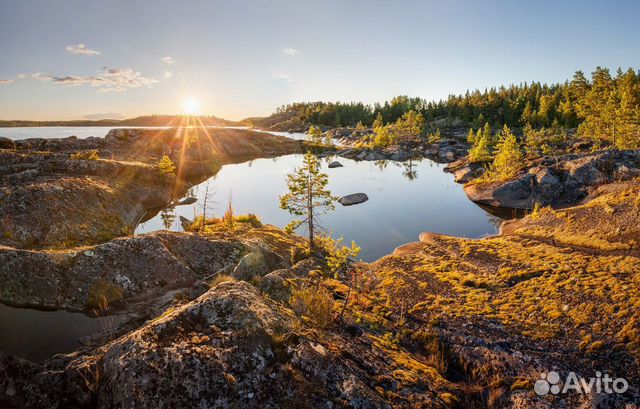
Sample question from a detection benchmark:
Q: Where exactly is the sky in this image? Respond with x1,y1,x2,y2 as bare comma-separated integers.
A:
0,0,639,121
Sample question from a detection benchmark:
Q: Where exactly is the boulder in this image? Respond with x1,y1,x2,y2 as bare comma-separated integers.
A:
258,268,297,301
338,193,369,206
231,244,288,281
0,137,16,150
464,175,534,209
454,165,485,184
439,147,457,162
564,156,606,186
531,167,562,204
328,161,343,168
258,258,322,302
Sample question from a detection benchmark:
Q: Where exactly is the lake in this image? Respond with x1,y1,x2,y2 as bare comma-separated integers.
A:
0,126,309,141
136,154,500,261
0,303,121,362
0,126,168,140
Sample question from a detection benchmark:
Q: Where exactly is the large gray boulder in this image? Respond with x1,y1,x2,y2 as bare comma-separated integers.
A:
338,193,369,206
464,176,535,209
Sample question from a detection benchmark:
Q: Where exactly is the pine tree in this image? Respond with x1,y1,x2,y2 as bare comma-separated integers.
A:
490,125,524,181
307,125,325,146
158,155,176,175
223,192,235,231
373,125,394,148
372,112,384,130
482,122,493,145
324,132,334,147
279,152,337,250
468,132,492,163
467,128,476,145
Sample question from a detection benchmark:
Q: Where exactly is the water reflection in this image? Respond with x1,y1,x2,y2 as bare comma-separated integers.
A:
136,154,500,261
0,303,119,362
402,159,419,181
160,207,176,229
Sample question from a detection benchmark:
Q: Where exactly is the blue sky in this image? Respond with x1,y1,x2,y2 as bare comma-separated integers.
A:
0,0,639,120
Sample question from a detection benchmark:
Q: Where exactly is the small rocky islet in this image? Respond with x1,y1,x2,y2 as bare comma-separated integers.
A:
1,126,639,408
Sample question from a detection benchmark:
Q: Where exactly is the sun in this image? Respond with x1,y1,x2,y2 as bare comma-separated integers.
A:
182,97,201,116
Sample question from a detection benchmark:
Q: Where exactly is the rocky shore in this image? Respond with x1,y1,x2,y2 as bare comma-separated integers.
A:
0,128,639,408
0,128,301,249
449,149,640,209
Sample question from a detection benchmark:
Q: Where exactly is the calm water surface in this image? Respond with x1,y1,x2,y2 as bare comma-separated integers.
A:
0,126,307,141
137,154,499,261
0,303,119,362
0,126,173,140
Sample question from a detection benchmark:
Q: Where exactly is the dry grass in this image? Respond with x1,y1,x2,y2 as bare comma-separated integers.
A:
337,182,640,360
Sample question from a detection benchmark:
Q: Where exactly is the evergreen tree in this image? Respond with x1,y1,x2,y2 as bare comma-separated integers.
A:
490,125,524,180
468,132,492,163
279,152,337,250
158,155,176,175
467,128,476,145
372,112,384,130
307,125,325,146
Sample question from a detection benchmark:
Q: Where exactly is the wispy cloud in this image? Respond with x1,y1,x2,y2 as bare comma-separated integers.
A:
24,67,158,93
66,43,101,56
29,73,54,81
282,48,298,56
0,79,13,84
273,74,292,83
160,56,175,65
164,71,173,79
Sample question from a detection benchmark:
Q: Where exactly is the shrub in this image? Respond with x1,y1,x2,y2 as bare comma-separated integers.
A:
523,123,566,156
223,198,235,231
86,279,124,309
158,155,176,175
209,274,236,288
70,150,99,160
235,213,262,227
315,235,361,276
289,283,334,328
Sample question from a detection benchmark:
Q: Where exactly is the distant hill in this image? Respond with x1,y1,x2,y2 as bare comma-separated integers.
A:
240,111,308,133
0,114,240,128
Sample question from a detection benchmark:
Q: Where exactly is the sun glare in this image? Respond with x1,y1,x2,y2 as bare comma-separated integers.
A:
182,97,201,116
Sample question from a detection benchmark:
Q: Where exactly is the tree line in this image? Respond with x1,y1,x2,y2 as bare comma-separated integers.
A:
274,67,640,148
